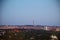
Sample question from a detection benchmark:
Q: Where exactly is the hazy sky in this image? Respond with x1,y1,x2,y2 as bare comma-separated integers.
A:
1,0,60,26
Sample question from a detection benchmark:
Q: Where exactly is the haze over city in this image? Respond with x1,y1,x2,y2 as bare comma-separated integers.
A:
0,0,60,26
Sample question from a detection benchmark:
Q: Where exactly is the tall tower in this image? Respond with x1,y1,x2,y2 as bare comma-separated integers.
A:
33,19,35,27
33,19,34,26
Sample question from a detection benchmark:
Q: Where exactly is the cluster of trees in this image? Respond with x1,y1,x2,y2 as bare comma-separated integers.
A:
0,29,60,40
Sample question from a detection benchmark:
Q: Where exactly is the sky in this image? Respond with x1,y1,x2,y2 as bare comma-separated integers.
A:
0,0,60,26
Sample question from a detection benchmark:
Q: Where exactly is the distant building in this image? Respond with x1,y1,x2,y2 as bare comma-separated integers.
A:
0,25,19,29
44,26,48,30
0,25,60,32
43,26,56,31
56,28,60,31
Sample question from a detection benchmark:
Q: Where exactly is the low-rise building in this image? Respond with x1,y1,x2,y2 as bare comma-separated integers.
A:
56,27,60,31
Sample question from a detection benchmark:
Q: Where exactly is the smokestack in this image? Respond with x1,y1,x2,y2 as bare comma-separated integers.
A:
33,19,34,26
33,19,35,27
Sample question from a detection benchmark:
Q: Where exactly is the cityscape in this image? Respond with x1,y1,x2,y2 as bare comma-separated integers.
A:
0,25,60,31
0,0,60,40
0,25,60,40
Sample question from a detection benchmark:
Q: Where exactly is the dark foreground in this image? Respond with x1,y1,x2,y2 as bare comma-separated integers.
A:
0,29,60,40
